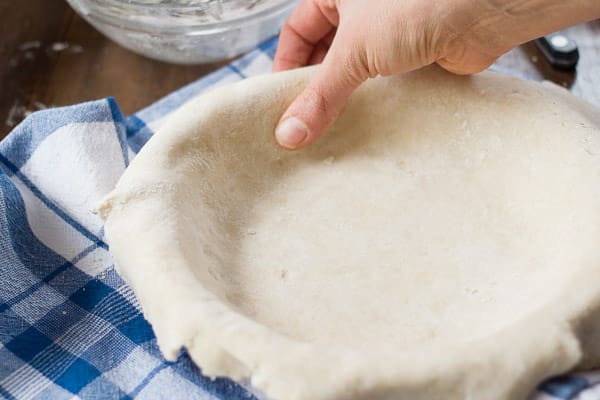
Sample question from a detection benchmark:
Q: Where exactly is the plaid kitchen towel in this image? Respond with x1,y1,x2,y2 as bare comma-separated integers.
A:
0,37,599,400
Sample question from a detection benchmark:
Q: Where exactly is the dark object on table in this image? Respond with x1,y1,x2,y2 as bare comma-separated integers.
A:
534,32,579,71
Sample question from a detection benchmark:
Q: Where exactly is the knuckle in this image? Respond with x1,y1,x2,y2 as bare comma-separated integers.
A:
303,84,333,124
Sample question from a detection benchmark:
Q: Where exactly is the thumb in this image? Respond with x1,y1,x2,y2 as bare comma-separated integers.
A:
274,46,365,150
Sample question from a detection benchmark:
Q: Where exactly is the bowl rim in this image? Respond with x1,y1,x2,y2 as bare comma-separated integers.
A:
107,0,292,10
71,0,298,30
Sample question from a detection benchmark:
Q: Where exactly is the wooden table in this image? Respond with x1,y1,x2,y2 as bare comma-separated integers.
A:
1,1,598,141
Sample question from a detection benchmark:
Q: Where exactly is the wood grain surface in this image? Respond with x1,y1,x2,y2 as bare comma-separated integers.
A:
0,1,598,140
0,0,228,140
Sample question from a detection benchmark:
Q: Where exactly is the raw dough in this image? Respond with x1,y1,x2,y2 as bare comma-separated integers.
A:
96,66,600,400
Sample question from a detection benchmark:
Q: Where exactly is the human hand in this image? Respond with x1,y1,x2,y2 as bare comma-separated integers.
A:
272,0,600,150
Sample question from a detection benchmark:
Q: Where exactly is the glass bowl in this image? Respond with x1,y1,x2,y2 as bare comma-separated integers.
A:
65,0,298,64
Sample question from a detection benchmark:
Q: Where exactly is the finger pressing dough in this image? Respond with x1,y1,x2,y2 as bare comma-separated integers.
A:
96,66,600,400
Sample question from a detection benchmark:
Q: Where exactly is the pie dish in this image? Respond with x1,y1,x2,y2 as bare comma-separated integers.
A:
96,66,600,400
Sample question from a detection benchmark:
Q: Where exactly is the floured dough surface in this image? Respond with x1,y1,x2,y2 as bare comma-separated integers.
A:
97,66,600,400
226,97,599,352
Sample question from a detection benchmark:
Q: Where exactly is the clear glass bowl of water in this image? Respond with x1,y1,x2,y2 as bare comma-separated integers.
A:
65,0,298,64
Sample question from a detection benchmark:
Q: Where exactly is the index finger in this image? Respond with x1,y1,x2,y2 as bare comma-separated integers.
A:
272,0,338,72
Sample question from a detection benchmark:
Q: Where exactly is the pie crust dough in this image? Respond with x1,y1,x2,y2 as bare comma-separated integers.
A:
97,66,600,400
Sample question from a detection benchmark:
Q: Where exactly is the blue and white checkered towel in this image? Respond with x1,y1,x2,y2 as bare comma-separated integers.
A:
1,37,599,400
